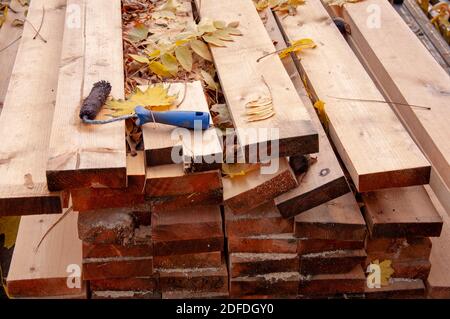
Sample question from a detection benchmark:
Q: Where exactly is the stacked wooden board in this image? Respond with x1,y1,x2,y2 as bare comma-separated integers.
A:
3,0,450,300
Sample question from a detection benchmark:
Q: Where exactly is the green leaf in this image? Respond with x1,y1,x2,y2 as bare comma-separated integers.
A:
174,46,193,72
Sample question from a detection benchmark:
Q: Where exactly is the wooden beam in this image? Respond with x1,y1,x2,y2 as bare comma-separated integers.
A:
71,152,147,212
362,186,443,238
7,210,83,298
195,0,319,160
337,0,449,196
260,9,350,218
294,193,367,242
364,279,425,299
46,0,127,191
0,0,25,108
143,81,222,171
0,0,66,216
223,158,297,214
427,190,450,298
274,0,431,192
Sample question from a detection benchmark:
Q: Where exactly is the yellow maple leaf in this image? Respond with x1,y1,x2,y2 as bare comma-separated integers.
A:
372,259,395,286
105,85,177,117
0,216,20,249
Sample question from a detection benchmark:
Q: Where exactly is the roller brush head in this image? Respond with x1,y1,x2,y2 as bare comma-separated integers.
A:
79,80,112,120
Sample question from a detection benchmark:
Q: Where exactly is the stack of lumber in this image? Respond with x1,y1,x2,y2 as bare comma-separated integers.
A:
3,0,450,300
361,187,442,298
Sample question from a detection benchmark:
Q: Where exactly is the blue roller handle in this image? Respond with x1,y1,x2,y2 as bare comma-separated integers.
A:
134,106,210,130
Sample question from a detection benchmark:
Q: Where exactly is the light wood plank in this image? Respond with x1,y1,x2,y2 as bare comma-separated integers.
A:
196,0,318,160
0,0,66,216
274,0,430,192
335,0,450,205
143,81,222,171
46,0,127,191
7,209,83,298
260,9,349,218
0,0,25,109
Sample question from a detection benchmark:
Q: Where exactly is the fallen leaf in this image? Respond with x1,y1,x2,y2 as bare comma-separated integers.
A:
279,38,316,58
106,85,177,117
198,18,217,34
158,0,182,13
175,45,193,72
129,54,150,64
160,53,179,75
210,103,233,129
0,5,8,28
149,61,172,78
203,34,227,47
200,70,218,90
12,19,24,27
222,163,260,178
372,259,395,286
322,0,362,7
190,39,213,61
126,23,149,42
0,216,20,249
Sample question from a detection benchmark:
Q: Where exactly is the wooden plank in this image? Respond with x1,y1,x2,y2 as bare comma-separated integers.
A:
229,253,298,278
225,202,294,237
262,9,350,218
403,0,450,71
427,190,450,298
71,152,146,211
230,272,299,297
366,237,432,262
223,158,298,214
300,249,367,275
298,265,366,297
228,233,298,254
362,186,442,238
152,205,224,256
274,0,431,192
196,0,319,160
294,193,366,242
0,0,25,108
364,279,425,299
0,0,66,216
338,0,449,194
146,164,221,197
46,0,127,191
7,210,83,298
143,82,222,171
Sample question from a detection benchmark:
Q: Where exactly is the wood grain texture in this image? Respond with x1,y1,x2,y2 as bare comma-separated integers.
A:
7,210,83,298
0,0,66,216
196,0,318,160
46,0,127,191
263,9,349,218
364,279,425,299
71,152,146,211
274,0,430,192
143,81,222,171
0,0,25,109
294,193,366,241
362,186,442,238
427,191,450,298
223,158,297,214
298,265,366,296
338,0,449,194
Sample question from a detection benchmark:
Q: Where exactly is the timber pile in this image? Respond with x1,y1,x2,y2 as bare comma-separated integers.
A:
2,0,449,300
